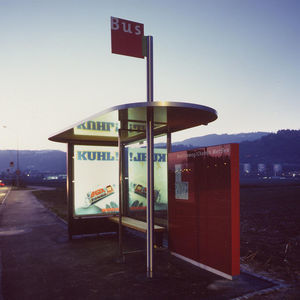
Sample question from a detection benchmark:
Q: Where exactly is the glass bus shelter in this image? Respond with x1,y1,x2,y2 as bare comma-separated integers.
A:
49,101,218,277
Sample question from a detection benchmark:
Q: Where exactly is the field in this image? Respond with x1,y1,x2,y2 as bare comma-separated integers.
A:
240,186,300,279
33,185,300,298
240,185,300,298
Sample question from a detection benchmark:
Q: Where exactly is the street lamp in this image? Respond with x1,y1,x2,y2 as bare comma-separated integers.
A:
1,125,20,187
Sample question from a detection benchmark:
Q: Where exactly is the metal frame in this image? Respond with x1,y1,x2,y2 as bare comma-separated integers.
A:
118,131,124,261
146,108,154,277
49,101,217,145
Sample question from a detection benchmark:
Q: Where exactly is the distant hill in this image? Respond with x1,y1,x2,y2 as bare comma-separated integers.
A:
172,130,300,168
1,130,299,175
173,132,269,148
0,150,66,173
171,132,269,152
239,130,300,164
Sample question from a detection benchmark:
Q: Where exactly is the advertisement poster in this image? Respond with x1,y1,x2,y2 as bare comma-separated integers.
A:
74,145,119,216
128,147,168,211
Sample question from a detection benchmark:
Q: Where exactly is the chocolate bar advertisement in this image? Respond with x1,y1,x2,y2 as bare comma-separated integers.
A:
74,145,119,216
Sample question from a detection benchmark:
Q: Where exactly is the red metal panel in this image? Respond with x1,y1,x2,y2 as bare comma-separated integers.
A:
230,144,240,275
168,144,240,277
168,153,198,260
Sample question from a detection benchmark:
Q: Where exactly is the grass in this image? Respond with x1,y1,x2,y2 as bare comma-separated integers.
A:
32,188,68,221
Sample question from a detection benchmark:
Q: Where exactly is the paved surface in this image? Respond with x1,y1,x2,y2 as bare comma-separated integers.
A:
0,187,10,205
0,189,283,300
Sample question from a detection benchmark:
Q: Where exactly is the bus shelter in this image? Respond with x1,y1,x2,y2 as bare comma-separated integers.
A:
49,101,219,277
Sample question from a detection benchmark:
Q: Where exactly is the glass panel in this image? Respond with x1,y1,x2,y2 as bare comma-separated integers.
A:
74,110,119,137
154,106,167,123
154,135,168,227
73,145,119,216
127,106,146,122
125,135,168,226
73,106,168,143
126,142,147,217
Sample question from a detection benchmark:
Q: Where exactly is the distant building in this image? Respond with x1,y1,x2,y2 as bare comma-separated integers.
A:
273,164,282,177
257,163,266,176
243,163,251,175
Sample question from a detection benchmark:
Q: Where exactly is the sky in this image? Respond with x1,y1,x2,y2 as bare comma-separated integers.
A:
0,0,299,151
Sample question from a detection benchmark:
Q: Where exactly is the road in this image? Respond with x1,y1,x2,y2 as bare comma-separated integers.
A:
0,186,10,205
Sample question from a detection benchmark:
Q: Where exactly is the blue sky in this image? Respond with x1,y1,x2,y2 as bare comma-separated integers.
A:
0,0,299,150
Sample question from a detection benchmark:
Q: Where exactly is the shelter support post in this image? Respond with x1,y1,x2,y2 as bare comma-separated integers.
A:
167,132,171,153
146,108,154,278
118,131,125,262
146,35,154,278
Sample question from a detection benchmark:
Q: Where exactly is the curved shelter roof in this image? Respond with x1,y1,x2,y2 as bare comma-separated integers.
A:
49,101,217,145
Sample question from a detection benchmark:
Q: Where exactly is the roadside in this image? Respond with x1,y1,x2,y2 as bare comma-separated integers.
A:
31,187,67,221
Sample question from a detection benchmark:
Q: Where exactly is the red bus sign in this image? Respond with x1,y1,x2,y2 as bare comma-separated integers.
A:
111,16,144,59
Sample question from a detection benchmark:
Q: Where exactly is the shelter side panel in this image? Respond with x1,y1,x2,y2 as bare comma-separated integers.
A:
168,154,198,260
230,143,240,275
168,144,240,277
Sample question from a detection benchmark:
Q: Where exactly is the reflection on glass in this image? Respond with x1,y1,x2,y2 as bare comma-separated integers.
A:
74,111,119,137
73,107,168,144
127,146,167,211
125,135,168,227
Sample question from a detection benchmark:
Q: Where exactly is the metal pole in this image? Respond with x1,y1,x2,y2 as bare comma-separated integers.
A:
67,143,74,240
167,132,172,154
147,36,153,103
16,143,20,187
118,131,124,262
166,132,171,235
146,35,154,278
146,108,154,278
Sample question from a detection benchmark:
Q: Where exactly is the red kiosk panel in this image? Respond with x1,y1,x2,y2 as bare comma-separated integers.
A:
168,144,240,278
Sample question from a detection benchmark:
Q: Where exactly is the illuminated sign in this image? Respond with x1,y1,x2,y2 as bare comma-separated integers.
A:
77,151,118,161
73,144,168,216
74,145,119,216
